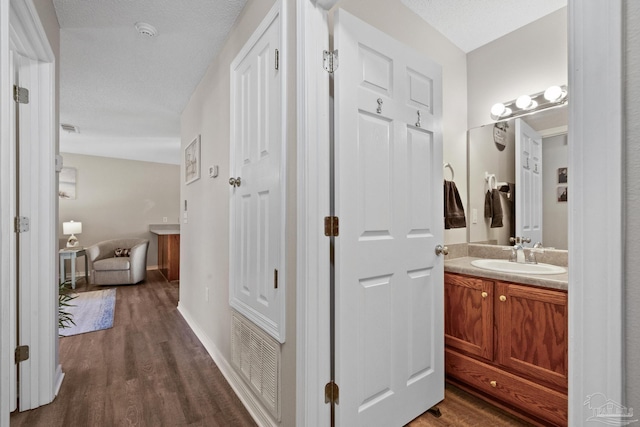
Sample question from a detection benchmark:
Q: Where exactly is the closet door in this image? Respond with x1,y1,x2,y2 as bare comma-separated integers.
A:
229,3,285,343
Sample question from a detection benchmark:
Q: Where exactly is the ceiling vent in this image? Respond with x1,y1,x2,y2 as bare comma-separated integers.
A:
60,123,79,134
135,22,158,38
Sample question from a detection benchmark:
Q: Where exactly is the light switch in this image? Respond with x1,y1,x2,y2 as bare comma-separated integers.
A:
209,165,219,178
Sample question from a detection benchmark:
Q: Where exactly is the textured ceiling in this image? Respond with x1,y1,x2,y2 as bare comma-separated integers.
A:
55,0,566,165
401,0,567,53
54,0,248,164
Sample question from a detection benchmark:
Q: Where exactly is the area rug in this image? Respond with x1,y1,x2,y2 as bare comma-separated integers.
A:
59,288,116,337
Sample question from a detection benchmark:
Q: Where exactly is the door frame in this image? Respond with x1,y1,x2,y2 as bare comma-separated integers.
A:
567,0,624,423
295,1,333,426
1,0,58,424
295,1,625,426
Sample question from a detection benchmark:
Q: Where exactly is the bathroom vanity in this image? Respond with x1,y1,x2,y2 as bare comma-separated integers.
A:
444,254,568,426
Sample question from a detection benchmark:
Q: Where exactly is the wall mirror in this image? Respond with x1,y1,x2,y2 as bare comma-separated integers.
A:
467,105,568,250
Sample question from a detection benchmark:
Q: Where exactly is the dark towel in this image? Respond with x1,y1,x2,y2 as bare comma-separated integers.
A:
484,189,503,228
505,183,515,236
444,180,466,229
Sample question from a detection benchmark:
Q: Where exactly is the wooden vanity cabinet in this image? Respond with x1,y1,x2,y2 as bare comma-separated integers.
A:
444,272,568,426
444,273,494,360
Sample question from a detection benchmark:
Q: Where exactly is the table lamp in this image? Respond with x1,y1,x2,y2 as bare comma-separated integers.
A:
63,220,82,247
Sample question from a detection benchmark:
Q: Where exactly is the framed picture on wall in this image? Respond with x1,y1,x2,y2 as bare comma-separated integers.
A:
59,167,77,199
185,135,201,185
558,167,568,184
557,186,568,202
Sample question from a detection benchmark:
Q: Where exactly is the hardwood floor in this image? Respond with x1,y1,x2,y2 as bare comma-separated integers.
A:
11,270,531,427
10,270,256,427
408,384,532,426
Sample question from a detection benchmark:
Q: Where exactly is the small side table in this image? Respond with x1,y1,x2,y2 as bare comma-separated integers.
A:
59,248,89,289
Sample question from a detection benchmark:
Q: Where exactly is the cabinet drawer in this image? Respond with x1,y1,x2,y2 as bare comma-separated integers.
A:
446,349,567,426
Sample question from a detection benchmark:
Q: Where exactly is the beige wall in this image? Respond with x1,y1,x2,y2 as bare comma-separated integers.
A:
33,0,59,153
467,8,568,130
332,0,469,245
625,0,640,413
179,0,300,425
59,153,180,269
542,134,568,250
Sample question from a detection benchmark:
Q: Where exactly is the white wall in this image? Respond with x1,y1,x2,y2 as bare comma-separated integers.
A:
58,153,180,269
179,1,299,425
625,0,640,414
467,8,568,130
332,0,469,245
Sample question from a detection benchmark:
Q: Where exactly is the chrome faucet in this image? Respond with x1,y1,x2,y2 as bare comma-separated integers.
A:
509,236,531,264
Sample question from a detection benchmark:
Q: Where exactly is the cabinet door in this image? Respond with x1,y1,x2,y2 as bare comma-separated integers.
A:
444,273,494,360
495,282,568,391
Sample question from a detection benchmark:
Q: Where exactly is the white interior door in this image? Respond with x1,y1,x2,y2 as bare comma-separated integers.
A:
229,3,286,343
334,10,444,427
515,118,543,244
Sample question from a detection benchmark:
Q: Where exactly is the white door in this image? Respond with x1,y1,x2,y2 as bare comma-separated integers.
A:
229,3,286,343
515,119,543,244
334,10,444,426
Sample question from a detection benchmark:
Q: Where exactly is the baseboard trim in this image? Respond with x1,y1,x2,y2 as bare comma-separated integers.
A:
177,303,278,427
54,364,64,396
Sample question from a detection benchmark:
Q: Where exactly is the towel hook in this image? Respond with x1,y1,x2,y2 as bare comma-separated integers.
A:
443,163,455,180
484,172,497,189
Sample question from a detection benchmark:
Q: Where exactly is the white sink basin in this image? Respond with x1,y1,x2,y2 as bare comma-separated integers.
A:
470,259,566,275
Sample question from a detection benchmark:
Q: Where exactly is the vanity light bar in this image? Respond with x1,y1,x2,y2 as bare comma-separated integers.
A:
490,85,568,121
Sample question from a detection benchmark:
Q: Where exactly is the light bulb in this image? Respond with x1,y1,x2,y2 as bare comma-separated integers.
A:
516,95,533,109
491,103,506,117
544,85,566,102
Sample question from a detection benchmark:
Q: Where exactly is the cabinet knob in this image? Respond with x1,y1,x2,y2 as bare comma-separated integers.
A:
481,291,488,299
499,295,507,302
490,380,497,388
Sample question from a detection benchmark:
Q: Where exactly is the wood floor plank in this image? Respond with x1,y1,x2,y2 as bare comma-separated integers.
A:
11,270,531,427
10,270,256,427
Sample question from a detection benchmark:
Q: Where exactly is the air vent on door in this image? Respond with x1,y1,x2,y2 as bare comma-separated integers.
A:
60,123,79,133
231,312,281,420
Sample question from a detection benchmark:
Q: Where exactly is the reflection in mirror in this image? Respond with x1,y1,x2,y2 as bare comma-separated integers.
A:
467,106,568,249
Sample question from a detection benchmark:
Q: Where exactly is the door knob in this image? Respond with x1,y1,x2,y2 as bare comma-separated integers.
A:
435,245,449,256
229,177,242,188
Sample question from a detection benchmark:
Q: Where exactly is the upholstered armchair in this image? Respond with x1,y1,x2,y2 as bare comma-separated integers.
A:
86,238,149,285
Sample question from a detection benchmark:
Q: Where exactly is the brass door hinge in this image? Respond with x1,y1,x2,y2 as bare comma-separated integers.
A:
324,216,339,237
325,381,339,404
15,345,29,363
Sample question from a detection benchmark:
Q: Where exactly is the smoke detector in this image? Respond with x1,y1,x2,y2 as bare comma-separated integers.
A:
135,22,158,37
60,123,79,134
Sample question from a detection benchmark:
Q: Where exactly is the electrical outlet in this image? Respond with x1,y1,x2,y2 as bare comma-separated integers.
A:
162,217,167,223
472,208,478,224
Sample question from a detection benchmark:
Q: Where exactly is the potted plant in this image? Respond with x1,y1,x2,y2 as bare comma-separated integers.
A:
58,280,76,334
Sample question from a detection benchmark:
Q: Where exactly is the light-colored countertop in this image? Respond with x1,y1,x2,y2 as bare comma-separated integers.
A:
445,256,568,291
149,224,180,235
